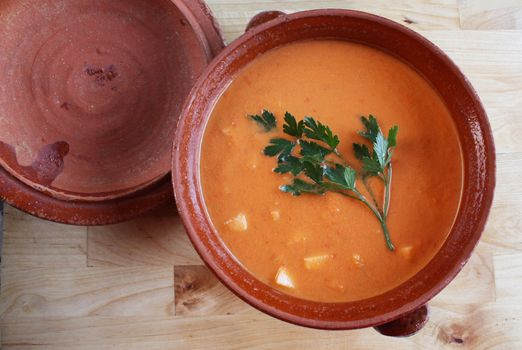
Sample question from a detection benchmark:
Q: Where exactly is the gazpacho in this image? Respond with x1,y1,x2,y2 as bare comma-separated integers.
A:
200,40,462,302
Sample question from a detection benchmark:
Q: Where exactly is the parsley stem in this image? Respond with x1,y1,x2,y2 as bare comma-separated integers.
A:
332,149,382,213
353,189,383,221
333,148,356,169
338,188,394,251
383,163,392,217
335,191,360,201
381,219,395,251
362,176,383,217
333,149,345,161
335,190,375,214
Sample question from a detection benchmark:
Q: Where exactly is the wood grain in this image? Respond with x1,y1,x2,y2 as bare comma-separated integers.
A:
493,253,522,301
417,30,522,155
206,0,461,43
1,206,87,269
1,303,521,350
2,1,522,349
481,153,522,254
174,265,254,316
458,0,522,29
87,204,201,267
0,266,174,317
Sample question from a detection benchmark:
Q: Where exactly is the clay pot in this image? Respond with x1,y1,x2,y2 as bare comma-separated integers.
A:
0,0,224,224
172,10,495,333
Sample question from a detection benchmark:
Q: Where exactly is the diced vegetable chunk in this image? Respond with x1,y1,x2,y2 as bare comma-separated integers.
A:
304,254,332,269
221,127,232,136
225,213,248,232
288,231,309,245
326,279,346,292
399,246,414,260
352,253,364,267
270,210,280,221
275,267,295,288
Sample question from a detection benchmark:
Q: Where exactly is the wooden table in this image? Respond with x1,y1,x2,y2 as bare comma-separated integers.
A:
1,1,521,349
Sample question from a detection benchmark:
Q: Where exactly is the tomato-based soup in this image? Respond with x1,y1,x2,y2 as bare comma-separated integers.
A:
200,40,462,302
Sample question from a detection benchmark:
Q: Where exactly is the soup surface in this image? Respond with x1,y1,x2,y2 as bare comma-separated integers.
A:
200,40,462,302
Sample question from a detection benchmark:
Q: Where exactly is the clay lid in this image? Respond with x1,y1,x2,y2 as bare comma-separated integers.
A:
0,0,224,224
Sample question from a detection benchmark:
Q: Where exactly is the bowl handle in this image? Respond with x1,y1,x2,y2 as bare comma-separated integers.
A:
374,304,429,337
245,11,286,32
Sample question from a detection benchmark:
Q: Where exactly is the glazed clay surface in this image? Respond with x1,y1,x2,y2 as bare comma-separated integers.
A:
0,0,224,224
173,9,495,330
0,0,209,201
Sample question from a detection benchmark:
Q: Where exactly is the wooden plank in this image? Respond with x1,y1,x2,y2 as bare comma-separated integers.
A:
0,266,174,318
0,315,393,350
2,302,522,350
174,265,253,316
206,0,461,43
87,204,201,267
432,304,522,349
493,253,522,301
458,0,522,29
482,200,522,255
495,153,522,202
1,205,87,268
431,247,495,306
481,153,522,254
421,30,522,67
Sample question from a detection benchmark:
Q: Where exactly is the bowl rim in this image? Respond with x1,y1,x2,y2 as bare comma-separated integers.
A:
172,8,496,329
0,167,173,226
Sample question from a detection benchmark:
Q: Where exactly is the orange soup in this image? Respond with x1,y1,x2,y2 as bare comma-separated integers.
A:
200,40,462,302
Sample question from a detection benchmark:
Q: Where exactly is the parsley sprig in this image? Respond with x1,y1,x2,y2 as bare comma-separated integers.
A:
249,110,277,132
250,110,398,251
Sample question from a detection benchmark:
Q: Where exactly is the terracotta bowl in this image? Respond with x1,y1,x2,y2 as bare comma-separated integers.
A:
173,10,495,332
0,0,224,224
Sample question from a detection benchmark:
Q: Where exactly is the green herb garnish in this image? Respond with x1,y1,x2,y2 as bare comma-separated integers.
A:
249,109,277,132
250,110,399,251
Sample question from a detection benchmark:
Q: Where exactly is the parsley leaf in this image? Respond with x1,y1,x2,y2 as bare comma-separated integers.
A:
324,164,356,190
299,140,331,161
355,115,399,175
283,112,304,138
263,138,295,158
353,143,371,160
359,115,379,142
303,117,340,150
249,110,276,132
274,155,304,176
280,179,325,196
374,132,389,167
362,156,382,176
388,125,399,148
302,160,324,184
